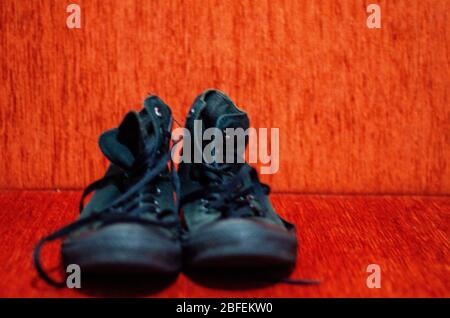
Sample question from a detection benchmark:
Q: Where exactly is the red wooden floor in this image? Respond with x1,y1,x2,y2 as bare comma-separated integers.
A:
0,191,448,298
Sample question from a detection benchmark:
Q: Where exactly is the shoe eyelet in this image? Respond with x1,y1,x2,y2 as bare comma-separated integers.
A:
153,199,160,206
154,106,162,117
155,187,161,195
246,194,255,201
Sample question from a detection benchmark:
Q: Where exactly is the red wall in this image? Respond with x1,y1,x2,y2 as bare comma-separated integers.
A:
0,0,448,194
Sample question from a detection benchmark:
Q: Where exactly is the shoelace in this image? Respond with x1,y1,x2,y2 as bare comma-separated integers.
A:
33,139,181,287
181,164,269,217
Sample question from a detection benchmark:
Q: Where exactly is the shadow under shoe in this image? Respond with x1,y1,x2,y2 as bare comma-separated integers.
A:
78,272,178,297
184,266,296,290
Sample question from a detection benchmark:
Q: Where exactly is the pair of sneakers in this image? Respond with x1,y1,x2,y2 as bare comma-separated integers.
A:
34,89,298,287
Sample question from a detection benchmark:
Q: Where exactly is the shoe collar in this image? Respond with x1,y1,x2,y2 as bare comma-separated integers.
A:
98,95,172,171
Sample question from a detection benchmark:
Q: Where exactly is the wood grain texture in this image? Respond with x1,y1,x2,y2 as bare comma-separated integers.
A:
0,0,449,193
0,191,448,297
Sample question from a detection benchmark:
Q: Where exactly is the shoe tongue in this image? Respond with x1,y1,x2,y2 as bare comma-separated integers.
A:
200,90,249,132
213,113,249,169
98,96,171,171
200,94,249,169
215,112,249,132
98,111,146,170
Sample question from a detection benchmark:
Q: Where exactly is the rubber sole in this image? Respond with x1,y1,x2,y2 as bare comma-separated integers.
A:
61,223,182,275
183,218,298,269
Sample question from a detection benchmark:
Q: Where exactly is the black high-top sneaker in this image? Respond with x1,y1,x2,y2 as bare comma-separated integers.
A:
179,89,297,271
34,96,182,287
